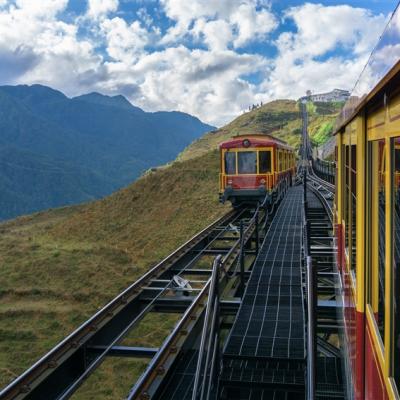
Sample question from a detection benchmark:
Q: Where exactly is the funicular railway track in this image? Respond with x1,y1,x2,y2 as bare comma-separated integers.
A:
304,183,344,399
1,184,288,400
299,101,344,399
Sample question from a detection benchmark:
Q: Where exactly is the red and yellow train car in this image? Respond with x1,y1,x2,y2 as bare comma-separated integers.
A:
219,134,296,206
334,7,400,399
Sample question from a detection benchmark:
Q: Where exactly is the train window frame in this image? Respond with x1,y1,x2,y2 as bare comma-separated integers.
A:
224,151,236,175
259,150,272,174
278,150,282,172
366,138,394,367
237,151,257,175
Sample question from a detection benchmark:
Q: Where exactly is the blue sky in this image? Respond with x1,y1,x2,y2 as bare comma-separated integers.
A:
0,0,397,125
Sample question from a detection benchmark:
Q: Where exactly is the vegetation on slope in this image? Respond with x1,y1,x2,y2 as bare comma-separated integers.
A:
0,150,228,397
179,99,341,162
0,97,341,397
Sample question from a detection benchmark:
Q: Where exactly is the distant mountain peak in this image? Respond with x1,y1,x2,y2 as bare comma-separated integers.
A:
73,92,143,113
0,83,67,104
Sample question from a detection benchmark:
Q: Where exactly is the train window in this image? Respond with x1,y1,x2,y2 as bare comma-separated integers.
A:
350,145,357,276
259,151,271,173
367,140,385,344
394,142,400,384
344,145,350,252
224,152,236,175
395,148,400,171
278,151,282,171
238,151,257,174
378,144,386,342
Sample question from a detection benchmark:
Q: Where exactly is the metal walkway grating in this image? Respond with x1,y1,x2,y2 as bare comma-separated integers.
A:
222,186,306,398
224,186,305,361
156,350,197,400
316,357,344,399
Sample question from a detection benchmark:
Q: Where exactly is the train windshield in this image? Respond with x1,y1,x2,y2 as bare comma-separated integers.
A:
224,152,236,174
238,151,257,174
259,151,272,173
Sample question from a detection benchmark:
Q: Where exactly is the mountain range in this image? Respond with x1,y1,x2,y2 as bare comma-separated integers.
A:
0,84,214,220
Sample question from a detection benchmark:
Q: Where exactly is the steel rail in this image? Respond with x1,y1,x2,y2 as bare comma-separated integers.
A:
0,209,240,400
307,174,334,224
59,208,251,399
128,195,277,400
308,168,335,194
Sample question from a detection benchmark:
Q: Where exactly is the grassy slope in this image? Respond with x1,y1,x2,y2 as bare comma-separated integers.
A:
0,98,339,397
0,151,228,396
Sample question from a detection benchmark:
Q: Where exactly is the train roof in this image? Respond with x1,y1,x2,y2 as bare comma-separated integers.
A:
219,134,293,151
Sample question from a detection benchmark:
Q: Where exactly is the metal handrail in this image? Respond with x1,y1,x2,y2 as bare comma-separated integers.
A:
192,255,222,400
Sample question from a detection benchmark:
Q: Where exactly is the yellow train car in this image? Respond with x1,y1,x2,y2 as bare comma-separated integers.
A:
334,9,400,398
219,134,296,206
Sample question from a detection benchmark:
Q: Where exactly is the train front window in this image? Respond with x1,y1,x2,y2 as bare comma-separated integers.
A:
259,151,271,173
238,151,257,174
224,152,236,175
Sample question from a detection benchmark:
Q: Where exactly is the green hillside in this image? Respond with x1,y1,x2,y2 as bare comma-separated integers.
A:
179,99,340,161
0,98,339,397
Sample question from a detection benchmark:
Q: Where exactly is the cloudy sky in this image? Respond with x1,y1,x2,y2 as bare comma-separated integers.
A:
0,0,397,126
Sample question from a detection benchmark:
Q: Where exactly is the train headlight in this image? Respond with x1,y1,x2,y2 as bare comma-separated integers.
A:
242,139,251,148
260,179,266,185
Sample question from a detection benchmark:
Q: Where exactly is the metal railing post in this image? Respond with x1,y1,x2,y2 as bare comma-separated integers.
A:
255,212,259,255
239,220,245,297
306,256,316,400
192,256,221,400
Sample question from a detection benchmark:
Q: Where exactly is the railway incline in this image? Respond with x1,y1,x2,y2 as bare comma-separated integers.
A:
220,185,305,398
1,103,343,400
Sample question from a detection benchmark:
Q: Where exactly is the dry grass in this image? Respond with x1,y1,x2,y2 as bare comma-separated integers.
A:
0,150,229,392
0,98,339,396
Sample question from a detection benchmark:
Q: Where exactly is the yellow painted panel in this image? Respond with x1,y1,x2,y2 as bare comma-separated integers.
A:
388,93,400,123
368,108,386,141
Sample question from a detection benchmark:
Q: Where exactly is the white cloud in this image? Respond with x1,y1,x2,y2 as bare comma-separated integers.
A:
264,3,387,100
101,46,267,126
15,0,68,17
0,1,391,126
160,0,277,50
0,0,102,93
192,19,233,51
283,3,386,58
87,0,118,20
101,17,150,63
231,3,277,47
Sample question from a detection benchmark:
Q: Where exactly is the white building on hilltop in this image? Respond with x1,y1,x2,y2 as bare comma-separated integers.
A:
300,89,350,103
